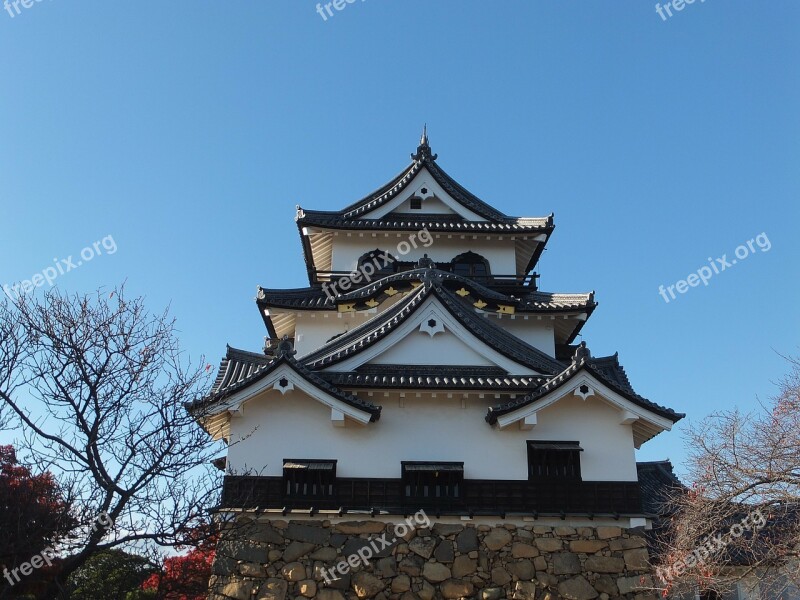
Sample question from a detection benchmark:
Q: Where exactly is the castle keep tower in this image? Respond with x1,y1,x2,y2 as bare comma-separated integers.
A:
192,131,683,600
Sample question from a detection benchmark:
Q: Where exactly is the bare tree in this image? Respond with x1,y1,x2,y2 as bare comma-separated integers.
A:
0,287,223,599
656,357,800,599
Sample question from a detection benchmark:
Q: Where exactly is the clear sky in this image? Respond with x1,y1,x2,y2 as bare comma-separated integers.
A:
1,1,798,479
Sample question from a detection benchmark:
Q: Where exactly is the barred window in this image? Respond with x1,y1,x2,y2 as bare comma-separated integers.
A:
402,462,464,500
283,459,337,498
527,441,583,481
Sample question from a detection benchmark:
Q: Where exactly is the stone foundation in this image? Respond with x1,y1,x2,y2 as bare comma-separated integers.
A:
208,519,658,600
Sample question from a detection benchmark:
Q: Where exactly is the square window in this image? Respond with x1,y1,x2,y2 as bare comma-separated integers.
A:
409,197,422,210
283,459,337,498
527,441,583,481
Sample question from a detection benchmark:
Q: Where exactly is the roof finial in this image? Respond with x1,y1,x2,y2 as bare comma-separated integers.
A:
275,335,297,359
411,125,437,162
574,341,591,363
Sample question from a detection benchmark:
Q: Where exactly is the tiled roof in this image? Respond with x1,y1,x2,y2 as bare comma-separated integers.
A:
320,365,546,390
296,211,553,233
257,286,333,310
636,460,684,516
299,276,567,376
257,270,594,314
210,346,272,396
519,291,596,311
192,343,381,421
486,345,685,425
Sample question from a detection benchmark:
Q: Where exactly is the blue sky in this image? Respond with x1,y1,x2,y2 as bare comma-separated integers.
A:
1,1,798,478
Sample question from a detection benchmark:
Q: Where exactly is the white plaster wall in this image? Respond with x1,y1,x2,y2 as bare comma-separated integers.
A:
226,390,639,482
330,236,518,276
486,317,556,357
293,310,383,357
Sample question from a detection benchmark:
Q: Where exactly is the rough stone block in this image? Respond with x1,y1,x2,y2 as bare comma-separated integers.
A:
534,538,563,552
595,527,621,540
441,579,475,599
286,523,331,545
552,552,581,575
456,528,479,553
558,576,599,600
422,561,451,583
584,556,625,574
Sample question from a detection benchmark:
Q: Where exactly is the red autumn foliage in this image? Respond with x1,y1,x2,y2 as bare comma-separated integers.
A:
0,445,74,594
141,528,216,600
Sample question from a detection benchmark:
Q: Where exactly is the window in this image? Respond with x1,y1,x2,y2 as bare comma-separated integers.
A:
283,459,337,498
527,441,583,481
409,197,422,210
402,462,464,502
357,249,397,278
451,252,491,280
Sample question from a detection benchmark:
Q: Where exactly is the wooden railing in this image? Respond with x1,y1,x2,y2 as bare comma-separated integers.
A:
220,476,642,515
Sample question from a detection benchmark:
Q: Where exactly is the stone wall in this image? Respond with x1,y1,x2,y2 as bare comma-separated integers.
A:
208,519,659,600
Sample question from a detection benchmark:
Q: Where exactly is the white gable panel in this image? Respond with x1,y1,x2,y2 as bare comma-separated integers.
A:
494,371,675,448
219,364,372,426
391,195,457,215
368,328,495,367
360,167,487,221
325,296,541,375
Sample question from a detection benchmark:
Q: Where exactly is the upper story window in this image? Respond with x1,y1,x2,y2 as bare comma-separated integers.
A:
527,441,583,481
357,250,397,278
402,462,464,502
451,251,491,280
409,197,422,210
283,459,337,498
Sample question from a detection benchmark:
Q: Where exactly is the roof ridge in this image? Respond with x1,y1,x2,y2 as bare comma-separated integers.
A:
430,285,566,375
340,161,421,218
